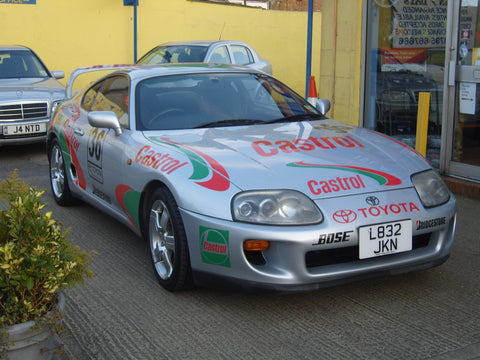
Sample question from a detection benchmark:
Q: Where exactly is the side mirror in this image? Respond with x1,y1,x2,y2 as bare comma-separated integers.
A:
315,99,331,115
88,111,122,136
51,70,65,80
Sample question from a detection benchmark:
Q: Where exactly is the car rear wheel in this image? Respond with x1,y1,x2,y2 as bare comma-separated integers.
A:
49,138,75,206
147,187,193,291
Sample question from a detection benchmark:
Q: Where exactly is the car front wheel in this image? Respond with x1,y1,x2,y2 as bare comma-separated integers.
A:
147,187,193,291
49,138,75,206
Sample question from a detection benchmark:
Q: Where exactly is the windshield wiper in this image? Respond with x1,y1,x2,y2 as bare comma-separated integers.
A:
265,113,325,124
194,119,264,128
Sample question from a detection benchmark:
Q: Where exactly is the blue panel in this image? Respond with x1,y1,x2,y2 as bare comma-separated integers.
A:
0,0,37,4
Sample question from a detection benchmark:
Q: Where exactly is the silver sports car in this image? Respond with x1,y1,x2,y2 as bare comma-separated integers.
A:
47,64,456,292
0,45,65,146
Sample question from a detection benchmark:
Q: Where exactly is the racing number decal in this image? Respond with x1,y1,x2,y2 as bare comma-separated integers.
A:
89,128,104,163
87,128,106,183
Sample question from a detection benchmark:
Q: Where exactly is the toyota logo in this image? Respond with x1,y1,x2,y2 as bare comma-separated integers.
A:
365,196,380,206
333,209,357,224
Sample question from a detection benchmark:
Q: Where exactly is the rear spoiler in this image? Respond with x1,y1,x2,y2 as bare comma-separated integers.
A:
65,64,135,98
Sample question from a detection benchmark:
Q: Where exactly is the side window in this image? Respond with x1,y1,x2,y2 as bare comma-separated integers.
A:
209,46,231,64
81,81,103,111
231,45,254,65
83,76,130,129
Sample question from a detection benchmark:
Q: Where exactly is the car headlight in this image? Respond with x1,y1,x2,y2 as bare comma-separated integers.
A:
411,170,450,208
232,189,323,225
51,100,63,118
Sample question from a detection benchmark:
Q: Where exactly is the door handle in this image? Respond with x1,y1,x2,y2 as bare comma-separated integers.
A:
74,127,84,136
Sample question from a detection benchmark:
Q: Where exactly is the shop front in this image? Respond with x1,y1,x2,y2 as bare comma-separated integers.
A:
363,0,480,182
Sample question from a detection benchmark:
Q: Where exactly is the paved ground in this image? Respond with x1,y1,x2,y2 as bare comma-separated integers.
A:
1,143,479,360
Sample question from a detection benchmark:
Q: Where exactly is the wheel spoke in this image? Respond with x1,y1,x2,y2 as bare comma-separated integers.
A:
149,200,175,280
50,145,65,198
164,234,175,251
160,248,173,275
159,210,169,231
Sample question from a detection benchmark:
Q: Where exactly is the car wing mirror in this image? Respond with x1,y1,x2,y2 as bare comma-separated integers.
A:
315,99,331,115
51,70,65,80
88,111,122,136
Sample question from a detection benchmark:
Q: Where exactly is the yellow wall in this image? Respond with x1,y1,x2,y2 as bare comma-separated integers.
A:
319,0,363,125
137,0,322,94
0,0,133,90
0,0,363,126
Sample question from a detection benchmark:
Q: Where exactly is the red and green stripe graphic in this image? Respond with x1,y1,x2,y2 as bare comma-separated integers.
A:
115,184,141,230
287,162,402,186
150,137,230,192
56,125,86,190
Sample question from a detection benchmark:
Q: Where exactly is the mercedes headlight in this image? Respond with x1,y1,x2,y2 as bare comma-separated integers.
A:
232,189,323,225
51,100,63,118
411,170,450,208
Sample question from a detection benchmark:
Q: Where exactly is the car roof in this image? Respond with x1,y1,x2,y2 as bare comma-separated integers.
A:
0,45,32,51
131,63,261,80
156,40,249,48
131,63,260,80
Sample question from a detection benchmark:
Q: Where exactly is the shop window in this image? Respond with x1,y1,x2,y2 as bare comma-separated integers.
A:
364,1,447,168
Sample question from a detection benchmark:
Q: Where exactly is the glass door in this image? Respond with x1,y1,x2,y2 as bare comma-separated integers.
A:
443,0,480,180
364,0,448,168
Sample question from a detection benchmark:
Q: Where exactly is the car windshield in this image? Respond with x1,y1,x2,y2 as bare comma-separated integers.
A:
135,72,322,130
137,45,208,65
0,50,50,79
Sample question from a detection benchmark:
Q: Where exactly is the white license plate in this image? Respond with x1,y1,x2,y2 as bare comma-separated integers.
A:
359,220,412,259
3,123,46,136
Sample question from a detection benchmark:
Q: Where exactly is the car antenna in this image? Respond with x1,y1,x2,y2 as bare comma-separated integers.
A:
219,22,226,40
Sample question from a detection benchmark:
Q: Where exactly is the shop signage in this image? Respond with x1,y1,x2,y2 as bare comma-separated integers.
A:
0,0,36,3
392,0,477,49
392,0,448,48
380,47,426,71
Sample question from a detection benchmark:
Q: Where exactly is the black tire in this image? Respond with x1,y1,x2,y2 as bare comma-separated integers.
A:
147,187,193,291
48,138,75,206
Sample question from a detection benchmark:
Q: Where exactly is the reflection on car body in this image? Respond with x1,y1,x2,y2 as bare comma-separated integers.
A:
0,45,65,146
47,63,456,293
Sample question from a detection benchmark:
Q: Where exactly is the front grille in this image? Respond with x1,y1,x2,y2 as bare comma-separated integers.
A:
0,103,48,121
305,233,431,268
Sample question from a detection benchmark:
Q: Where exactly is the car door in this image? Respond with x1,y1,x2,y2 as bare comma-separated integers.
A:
79,75,132,218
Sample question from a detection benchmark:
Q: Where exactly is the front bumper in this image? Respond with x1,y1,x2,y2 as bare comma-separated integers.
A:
181,190,457,292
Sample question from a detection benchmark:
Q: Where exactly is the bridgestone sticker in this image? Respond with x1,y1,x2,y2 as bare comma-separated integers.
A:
200,226,230,268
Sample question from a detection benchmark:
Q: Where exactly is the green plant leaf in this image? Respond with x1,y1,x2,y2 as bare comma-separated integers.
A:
26,277,34,290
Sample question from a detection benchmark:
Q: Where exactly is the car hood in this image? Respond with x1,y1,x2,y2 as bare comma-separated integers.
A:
145,119,431,198
0,77,65,102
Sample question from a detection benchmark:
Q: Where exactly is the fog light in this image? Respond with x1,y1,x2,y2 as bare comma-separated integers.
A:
243,240,270,251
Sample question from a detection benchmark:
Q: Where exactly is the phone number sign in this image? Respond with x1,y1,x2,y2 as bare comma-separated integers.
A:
393,0,478,48
392,0,448,48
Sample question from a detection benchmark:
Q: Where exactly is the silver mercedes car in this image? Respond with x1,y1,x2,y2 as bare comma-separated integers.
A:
47,63,456,292
0,45,65,147
136,40,272,75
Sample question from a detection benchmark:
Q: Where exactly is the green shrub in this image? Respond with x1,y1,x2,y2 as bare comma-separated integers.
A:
0,170,93,327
